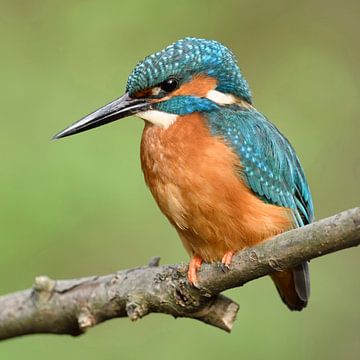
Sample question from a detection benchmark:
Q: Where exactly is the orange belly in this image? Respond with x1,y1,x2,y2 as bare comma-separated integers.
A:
140,113,293,262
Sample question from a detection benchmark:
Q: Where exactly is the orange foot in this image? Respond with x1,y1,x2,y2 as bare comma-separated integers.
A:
221,251,235,271
187,256,203,287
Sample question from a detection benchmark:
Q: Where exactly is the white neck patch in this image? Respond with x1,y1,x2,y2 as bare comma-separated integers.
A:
137,110,178,129
206,90,238,105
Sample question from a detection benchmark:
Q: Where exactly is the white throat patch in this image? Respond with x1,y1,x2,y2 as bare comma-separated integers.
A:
137,110,178,128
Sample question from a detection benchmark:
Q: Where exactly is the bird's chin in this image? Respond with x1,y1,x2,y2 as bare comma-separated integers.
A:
137,110,178,129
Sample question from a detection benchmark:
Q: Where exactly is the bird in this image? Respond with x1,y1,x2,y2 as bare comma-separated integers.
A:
54,37,314,311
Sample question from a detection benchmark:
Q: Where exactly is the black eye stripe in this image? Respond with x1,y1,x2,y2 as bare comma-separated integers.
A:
159,77,179,93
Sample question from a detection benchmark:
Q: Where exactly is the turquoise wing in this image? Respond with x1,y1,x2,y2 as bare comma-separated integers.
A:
207,105,314,227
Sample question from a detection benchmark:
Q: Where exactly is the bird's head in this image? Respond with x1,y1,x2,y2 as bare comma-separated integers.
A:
54,37,251,138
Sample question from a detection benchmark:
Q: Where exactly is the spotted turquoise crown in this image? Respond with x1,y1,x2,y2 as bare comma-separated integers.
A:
126,37,252,103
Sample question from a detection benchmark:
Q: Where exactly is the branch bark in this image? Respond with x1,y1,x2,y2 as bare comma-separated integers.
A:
0,208,359,341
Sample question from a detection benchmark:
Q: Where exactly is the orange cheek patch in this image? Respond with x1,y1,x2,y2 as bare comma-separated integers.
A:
133,74,217,100
133,88,154,98
172,74,217,97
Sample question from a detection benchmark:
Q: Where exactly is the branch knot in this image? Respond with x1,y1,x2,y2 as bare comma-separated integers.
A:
126,295,149,321
33,275,55,302
78,307,96,332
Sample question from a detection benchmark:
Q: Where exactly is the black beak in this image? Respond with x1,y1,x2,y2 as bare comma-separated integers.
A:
53,93,151,139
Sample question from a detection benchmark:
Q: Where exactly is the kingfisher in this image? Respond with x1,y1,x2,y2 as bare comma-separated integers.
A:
54,37,314,311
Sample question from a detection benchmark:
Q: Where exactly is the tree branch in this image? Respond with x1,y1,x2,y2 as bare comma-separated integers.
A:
0,208,359,341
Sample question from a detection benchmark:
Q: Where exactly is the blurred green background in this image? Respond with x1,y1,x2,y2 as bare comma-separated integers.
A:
1,0,359,359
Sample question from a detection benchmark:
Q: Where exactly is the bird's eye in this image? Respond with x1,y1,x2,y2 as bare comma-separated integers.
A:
160,77,179,93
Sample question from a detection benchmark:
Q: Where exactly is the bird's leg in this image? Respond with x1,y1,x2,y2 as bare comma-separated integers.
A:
187,256,203,287
220,251,235,271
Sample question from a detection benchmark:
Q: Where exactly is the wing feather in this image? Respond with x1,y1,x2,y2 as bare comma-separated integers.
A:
207,105,314,227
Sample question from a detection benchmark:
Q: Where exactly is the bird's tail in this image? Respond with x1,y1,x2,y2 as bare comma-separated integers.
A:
270,262,310,311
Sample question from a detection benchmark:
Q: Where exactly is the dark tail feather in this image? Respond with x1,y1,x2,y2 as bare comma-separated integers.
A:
270,261,310,311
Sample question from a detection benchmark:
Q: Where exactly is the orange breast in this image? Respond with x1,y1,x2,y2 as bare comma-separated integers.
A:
140,113,293,262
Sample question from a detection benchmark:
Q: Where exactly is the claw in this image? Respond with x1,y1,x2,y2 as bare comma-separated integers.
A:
220,251,234,272
187,256,203,287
